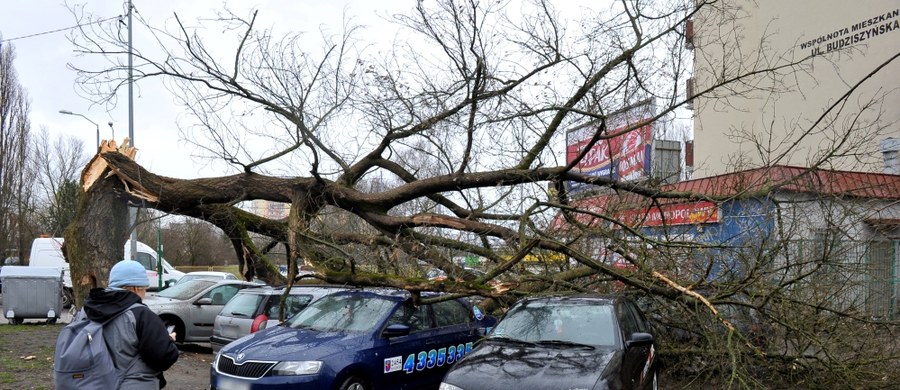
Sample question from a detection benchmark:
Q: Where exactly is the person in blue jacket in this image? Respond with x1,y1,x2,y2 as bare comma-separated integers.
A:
77,259,180,389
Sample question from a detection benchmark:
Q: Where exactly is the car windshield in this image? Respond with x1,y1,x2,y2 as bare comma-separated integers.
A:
177,275,202,284
221,293,265,318
157,279,217,300
490,300,617,346
286,294,396,333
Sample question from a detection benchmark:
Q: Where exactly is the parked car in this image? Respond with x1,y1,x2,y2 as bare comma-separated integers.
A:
210,288,496,390
440,294,659,390
210,284,348,352
144,279,262,343
176,271,239,285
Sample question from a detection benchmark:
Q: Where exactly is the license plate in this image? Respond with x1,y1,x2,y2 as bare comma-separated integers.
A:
217,377,251,390
222,325,239,339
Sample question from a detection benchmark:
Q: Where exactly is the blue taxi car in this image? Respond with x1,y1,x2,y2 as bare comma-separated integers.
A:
210,288,495,390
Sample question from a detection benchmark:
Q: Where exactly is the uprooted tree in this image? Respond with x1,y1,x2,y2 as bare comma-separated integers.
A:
63,0,900,387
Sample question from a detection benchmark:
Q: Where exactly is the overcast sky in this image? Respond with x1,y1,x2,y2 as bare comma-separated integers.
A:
0,0,411,179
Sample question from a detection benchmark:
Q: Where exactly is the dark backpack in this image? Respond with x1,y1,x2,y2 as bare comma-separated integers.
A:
53,303,142,390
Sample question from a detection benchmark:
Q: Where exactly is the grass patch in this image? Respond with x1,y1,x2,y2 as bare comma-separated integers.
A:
0,324,60,390
0,344,54,388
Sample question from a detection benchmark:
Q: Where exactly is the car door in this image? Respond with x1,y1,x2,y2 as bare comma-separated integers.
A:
379,301,434,389
190,284,242,340
426,299,477,383
626,300,656,389
617,301,652,390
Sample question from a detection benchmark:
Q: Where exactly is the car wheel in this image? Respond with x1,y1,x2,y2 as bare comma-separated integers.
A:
337,375,369,390
9,317,23,325
61,288,74,309
163,318,185,343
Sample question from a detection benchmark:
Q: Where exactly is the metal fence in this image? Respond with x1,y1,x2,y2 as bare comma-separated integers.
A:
865,240,899,319
765,239,899,320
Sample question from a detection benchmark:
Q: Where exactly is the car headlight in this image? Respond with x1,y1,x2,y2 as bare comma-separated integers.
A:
271,361,323,376
439,383,464,390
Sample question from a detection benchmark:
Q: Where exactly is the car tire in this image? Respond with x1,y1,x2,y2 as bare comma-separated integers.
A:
9,317,23,325
163,317,185,343
337,375,369,390
61,288,74,309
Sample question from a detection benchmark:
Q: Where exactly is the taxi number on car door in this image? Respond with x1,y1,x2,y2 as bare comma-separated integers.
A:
383,342,473,374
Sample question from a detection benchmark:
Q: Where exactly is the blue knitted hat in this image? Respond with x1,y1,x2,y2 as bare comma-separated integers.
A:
108,259,150,287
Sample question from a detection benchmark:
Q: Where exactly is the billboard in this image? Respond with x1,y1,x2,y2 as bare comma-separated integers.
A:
565,100,654,193
549,195,719,231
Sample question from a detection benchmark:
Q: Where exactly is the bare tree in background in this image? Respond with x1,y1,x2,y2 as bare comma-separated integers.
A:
65,0,900,386
158,216,227,267
0,40,32,262
31,127,87,236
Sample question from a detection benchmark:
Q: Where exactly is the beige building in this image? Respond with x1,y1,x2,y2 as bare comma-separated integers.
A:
690,0,900,177
249,199,290,220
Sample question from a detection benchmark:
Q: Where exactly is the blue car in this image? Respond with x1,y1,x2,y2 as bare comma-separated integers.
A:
210,288,495,390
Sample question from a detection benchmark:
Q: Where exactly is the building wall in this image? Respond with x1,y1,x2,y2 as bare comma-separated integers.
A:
249,199,290,220
691,0,900,177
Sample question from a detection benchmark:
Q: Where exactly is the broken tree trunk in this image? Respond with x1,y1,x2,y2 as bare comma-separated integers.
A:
64,140,136,308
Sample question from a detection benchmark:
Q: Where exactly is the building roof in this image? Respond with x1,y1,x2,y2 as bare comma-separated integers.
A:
551,165,900,229
667,165,900,200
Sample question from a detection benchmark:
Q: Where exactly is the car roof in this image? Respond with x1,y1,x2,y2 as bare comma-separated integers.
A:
184,271,234,276
327,287,451,301
514,294,627,306
235,284,349,295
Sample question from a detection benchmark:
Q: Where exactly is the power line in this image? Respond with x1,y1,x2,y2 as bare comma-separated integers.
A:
0,16,120,44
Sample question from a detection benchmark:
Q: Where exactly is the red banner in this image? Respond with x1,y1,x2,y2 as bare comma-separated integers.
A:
615,201,719,227
551,199,719,230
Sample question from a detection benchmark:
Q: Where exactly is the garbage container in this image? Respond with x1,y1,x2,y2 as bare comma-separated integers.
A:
0,266,63,325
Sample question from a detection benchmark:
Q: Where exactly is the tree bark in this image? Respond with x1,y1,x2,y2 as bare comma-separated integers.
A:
64,164,130,308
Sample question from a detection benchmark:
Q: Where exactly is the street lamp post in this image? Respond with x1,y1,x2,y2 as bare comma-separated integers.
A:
58,110,99,150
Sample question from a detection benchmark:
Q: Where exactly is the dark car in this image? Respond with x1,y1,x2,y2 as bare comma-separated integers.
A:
210,284,349,352
439,294,658,390
210,288,496,390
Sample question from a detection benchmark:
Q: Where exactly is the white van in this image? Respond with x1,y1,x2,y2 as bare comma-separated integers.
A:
28,237,184,293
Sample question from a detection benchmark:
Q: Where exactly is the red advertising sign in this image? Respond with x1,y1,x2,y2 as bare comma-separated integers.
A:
615,201,719,227
565,100,654,193
550,198,719,230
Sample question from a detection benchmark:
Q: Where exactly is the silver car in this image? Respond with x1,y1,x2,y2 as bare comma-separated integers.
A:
175,271,238,284
210,284,347,352
144,279,262,343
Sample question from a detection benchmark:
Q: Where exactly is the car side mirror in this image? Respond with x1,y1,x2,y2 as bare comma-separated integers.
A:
626,332,654,348
195,297,213,306
382,324,411,338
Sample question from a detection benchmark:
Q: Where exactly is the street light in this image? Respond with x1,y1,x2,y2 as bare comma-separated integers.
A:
58,110,100,150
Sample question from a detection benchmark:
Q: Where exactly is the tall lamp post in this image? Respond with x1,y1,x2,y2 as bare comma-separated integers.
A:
58,110,100,150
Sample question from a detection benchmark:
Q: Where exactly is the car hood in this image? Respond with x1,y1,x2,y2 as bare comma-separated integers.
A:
220,325,372,362
443,340,620,390
142,296,184,307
